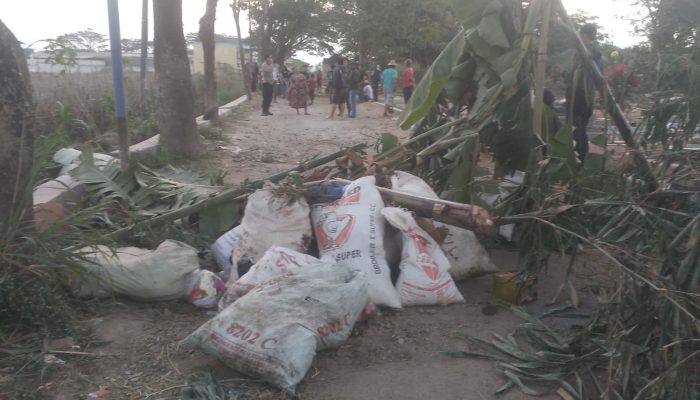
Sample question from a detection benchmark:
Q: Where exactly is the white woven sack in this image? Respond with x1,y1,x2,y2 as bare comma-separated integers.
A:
311,176,401,308
382,207,464,306
390,171,498,280
218,246,321,310
230,184,312,281
73,240,199,301
181,263,368,391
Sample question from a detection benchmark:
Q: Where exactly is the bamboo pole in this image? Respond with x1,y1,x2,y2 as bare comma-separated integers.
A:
105,144,366,241
532,0,553,141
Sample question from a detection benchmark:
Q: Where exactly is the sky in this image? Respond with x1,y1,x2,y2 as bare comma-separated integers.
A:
0,0,645,65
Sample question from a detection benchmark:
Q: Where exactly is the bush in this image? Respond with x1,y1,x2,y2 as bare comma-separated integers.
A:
31,69,245,153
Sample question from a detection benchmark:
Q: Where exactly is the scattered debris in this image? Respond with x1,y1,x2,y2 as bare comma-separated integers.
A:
87,387,110,398
42,354,66,365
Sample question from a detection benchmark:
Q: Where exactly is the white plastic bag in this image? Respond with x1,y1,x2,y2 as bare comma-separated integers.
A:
311,176,401,308
230,184,312,282
54,148,115,176
390,171,498,280
218,246,321,310
185,270,226,308
382,207,464,306
181,263,368,391
210,226,242,276
72,240,199,301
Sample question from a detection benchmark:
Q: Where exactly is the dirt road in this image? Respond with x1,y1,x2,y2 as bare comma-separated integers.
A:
204,96,409,184
42,94,576,400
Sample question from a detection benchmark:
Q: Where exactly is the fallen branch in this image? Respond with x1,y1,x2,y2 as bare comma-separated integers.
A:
105,144,366,242
317,178,495,234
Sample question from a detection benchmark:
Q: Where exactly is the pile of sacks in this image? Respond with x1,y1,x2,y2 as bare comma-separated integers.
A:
212,173,498,310
183,173,498,391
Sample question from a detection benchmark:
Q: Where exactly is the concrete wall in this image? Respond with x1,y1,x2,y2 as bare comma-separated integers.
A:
192,42,244,75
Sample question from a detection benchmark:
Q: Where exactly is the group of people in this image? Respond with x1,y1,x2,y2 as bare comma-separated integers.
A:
252,55,419,120
253,55,323,116
326,57,416,119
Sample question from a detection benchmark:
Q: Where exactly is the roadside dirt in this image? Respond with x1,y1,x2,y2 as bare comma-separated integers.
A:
33,94,598,400
200,98,409,184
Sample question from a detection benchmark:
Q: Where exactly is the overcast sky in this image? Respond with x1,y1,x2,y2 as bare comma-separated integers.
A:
0,0,645,64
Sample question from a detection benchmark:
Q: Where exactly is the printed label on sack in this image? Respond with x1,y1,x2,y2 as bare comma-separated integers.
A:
404,228,440,280
315,212,355,250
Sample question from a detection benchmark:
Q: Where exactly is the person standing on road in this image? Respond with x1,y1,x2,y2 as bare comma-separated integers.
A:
260,55,274,116
371,64,381,102
565,23,602,162
329,58,348,119
288,66,310,115
402,59,415,103
307,70,317,105
362,80,374,102
251,61,259,92
382,60,398,117
347,61,362,118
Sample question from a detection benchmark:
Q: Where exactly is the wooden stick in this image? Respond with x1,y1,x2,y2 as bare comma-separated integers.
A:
321,178,495,234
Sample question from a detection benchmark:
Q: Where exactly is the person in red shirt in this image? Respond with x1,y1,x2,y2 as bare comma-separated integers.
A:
307,70,317,105
402,59,415,103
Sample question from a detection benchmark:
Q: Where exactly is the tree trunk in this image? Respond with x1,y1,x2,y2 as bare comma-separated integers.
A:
199,0,219,122
231,0,252,100
0,20,34,228
153,0,202,158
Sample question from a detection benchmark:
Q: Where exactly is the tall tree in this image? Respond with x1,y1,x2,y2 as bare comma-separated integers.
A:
199,0,219,122
153,0,202,158
244,0,335,63
330,0,459,67
0,20,34,227
232,0,252,100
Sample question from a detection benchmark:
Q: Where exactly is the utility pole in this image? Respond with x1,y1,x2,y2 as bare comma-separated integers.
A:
107,0,130,170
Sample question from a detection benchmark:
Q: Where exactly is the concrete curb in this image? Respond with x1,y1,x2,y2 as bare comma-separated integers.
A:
33,94,251,229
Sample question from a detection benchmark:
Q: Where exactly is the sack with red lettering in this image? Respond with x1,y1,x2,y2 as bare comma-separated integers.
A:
381,207,464,306
310,176,401,308
218,246,321,310
181,263,368,391
230,183,312,282
390,171,498,280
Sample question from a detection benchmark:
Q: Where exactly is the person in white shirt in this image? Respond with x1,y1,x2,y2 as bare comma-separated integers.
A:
362,80,373,102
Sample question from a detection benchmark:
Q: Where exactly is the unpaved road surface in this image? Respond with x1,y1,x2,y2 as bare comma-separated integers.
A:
39,95,580,400
203,97,408,184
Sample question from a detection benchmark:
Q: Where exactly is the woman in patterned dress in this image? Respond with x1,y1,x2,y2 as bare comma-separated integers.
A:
288,67,310,115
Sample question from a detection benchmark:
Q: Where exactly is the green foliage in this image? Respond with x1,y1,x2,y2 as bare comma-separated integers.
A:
244,0,336,62
330,0,460,67
42,37,77,68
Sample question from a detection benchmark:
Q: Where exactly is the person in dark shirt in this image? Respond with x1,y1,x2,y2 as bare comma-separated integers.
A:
328,58,348,119
347,61,362,118
565,23,603,162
